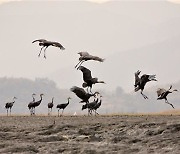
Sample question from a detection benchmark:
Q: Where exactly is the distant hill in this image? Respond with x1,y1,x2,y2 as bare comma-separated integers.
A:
0,77,179,115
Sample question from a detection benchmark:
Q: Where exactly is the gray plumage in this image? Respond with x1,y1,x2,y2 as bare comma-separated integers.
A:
32,39,65,58
82,98,99,115
75,51,104,68
82,94,102,116
32,94,44,115
134,70,157,99
48,97,54,115
56,97,71,116
78,66,105,93
93,95,102,114
157,85,178,109
70,86,99,103
5,97,17,116
28,93,36,115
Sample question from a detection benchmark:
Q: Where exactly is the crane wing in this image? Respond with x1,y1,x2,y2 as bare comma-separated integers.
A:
157,88,166,97
134,70,141,87
86,55,104,62
78,66,92,82
32,39,47,43
78,52,90,57
70,86,87,100
140,74,149,81
51,41,65,50
141,74,156,81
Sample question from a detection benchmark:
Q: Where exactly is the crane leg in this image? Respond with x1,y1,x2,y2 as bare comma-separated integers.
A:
31,108,33,115
50,108,52,115
61,110,64,116
165,100,175,109
95,111,99,116
48,108,50,116
30,109,32,116
7,109,8,116
88,109,92,116
141,91,148,99
38,46,44,57
58,109,59,117
43,46,48,59
10,108,11,116
75,60,85,69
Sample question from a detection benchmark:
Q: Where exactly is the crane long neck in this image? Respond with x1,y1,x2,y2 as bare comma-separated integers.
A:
38,95,43,104
99,97,102,104
32,95,35,102
40,95,43,101
96,98,99,103
67,98,70,104
13,98,16,102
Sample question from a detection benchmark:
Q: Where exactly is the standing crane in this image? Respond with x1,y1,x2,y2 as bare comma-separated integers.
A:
28,93,36,115
82,97,99,116
33,94,44,115
157,85,178,109
5,97,17,116
32,39,65,58
56,97,71,117
93,95,102,116
48,97,54,116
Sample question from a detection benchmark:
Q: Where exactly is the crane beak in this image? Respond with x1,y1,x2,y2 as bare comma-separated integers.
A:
77,66,82,70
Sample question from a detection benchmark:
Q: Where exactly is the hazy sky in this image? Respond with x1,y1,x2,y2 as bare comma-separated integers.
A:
1,0,180,5
0,0,180,93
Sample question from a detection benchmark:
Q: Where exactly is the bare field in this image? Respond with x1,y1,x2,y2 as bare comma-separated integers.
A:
0,115,180,154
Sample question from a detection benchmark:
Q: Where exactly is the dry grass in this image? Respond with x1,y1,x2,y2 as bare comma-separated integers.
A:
100,110,180,116
0,114,179,153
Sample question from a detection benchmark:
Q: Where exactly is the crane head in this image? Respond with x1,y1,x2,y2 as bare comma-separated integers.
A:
135,70,141,76
82,104,87,110
94,91,100,97
82,82,88,88
39,42,44,46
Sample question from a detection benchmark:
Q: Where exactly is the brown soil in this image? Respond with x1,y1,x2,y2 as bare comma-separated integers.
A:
0,115,179,154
